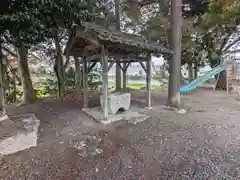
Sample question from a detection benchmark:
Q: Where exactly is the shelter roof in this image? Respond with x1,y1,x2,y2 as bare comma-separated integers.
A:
64,21,172,57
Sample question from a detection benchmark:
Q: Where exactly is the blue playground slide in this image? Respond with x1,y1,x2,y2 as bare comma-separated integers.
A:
180,64,225,93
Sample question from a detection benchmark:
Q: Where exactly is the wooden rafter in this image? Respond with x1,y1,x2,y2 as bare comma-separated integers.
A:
119,61,131,72
117,62,124,72
123,62,131,72
87,62,97,73
139,61,147,73
108,59,116,71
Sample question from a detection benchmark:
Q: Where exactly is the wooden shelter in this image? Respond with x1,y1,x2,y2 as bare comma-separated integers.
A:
64,21,172,120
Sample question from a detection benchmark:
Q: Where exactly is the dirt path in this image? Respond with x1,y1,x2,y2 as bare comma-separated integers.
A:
1,90,240,179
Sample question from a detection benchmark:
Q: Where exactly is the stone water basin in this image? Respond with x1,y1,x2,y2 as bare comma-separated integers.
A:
100,92,131,114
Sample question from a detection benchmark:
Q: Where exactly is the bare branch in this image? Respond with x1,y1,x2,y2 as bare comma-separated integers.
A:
63,56,70,70
222,36,240,52
2,46,17,57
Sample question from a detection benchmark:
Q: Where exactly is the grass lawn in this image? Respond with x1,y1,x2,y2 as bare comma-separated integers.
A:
127,84,162,90
108,82,164,90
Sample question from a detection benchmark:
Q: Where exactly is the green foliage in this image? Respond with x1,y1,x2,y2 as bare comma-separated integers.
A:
63,67,103,90
1,0,48,47
183,0,209,18
1,0,89,48
33,79,58,99
128,75,143,81
88,71,102,90
39,79,58,95
4,78,58,103
88,81,103,90
5,89,23,103
123,0,239,69
1,0,120,104
201,0,239,28
135,1,206,67
65,67,75,87
2,0,239,104
35,0,88,31
0,0,31,34
197,0,240,66
35,87,45,98
152,74,168,88
1,0,92,104
34,86,50,98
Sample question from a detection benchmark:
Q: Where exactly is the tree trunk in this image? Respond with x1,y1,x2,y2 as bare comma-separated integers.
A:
53,27,65,99
74,57,82,89
0,40,6,117
17,43,37,104
167,0,182,108
2,58,7,95
188,62,194,81
194,66,198,79
12,70,17,102
215,71,227,91
115,0,122,90
180,71,186,85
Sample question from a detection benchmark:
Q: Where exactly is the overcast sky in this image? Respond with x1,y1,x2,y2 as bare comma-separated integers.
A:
152,56,164,65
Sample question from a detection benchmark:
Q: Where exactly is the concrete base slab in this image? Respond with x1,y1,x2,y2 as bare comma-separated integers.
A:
0,113,40,155
83,106,149,124
0,114,10,123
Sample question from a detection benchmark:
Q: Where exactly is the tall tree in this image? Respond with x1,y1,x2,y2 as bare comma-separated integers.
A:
1,0,46,104
198,0,240,67
17,43,37,103
0,39,5,116
167,0,182,108
115,0,122,90
0,1,23,109
123,0,208,76
35,0,88,99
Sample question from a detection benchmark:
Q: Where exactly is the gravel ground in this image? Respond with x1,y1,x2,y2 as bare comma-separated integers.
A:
1,89,240,180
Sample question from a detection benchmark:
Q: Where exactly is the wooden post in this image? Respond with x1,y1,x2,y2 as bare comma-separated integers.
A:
82,56,88,109
123,62,127,89
146,55,152,108
101,45,108,120
122,62,131,90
